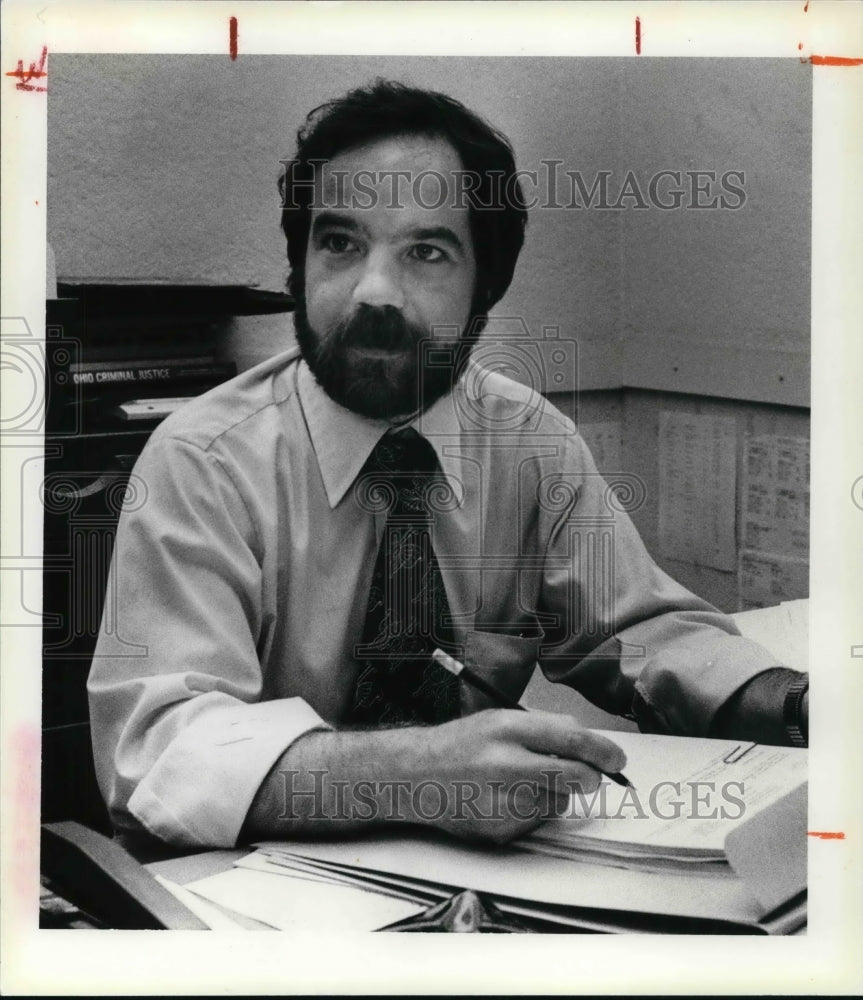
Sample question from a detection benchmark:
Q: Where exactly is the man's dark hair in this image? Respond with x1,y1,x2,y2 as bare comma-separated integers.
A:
278,79,528,326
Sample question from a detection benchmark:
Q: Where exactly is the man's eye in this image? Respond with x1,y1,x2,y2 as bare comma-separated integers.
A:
321,234,356,254
409,244,447,263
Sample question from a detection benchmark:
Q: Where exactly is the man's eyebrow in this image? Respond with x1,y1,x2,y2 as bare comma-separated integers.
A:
409,226,467,254
311,211,363,235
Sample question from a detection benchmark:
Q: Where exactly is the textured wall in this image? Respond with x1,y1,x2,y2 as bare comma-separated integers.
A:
619,59,810,355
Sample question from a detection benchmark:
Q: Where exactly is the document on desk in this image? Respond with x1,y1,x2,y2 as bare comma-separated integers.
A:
734,598,809,673
251,732,807,933
523,730,807,862
183,866,427,932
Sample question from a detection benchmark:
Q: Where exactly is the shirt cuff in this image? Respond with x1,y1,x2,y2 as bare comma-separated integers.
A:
127,697,331,847
631,634,782,737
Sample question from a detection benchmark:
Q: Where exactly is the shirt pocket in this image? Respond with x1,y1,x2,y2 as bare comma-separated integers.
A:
461,630,541,715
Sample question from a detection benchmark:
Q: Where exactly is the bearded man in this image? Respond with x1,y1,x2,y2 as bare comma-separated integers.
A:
89,80,808,850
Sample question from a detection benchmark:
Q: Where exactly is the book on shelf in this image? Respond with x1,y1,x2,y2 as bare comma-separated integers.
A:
65,357,236,388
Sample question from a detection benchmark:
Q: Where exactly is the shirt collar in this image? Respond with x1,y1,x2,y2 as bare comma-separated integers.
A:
296,360,465,509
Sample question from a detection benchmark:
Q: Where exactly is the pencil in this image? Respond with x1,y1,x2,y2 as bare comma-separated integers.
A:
432,648,633,788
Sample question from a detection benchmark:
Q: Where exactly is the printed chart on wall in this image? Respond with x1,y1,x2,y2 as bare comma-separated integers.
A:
739,434,810,609
658,412,737,572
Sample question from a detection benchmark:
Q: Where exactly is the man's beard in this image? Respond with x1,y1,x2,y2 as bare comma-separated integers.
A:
294,298,477,421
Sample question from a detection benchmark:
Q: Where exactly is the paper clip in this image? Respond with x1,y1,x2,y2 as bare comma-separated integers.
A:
723,742,757,764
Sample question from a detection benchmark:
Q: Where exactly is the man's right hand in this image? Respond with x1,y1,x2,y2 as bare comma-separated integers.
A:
241,709,627,846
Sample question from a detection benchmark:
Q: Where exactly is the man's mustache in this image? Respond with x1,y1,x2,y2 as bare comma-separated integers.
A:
332,305,426,353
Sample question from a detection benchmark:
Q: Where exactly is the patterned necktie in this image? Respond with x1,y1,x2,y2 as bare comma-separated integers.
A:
345,427,460,727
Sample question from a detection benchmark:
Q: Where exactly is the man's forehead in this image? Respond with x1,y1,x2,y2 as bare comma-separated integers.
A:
316,134,465,194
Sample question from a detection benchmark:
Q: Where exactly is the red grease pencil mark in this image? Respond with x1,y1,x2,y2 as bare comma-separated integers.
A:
635,17,642,55
808,55,863,66
11,726,40,902
6,45,47,92
229,16,238,60
808,831,846,839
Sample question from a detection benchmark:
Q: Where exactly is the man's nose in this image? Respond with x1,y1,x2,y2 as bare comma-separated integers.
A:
351,250,405,311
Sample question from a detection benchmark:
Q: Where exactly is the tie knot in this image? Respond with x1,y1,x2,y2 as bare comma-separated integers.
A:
369,427,438,477
353,428,447,518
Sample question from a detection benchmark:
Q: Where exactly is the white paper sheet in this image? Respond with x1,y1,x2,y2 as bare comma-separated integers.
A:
733,599,809,671
184,867,425,932
526,730,807,858
154,874,249,931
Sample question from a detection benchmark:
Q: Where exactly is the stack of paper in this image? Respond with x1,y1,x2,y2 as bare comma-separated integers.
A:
521,730,808,870
250,818,805,934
